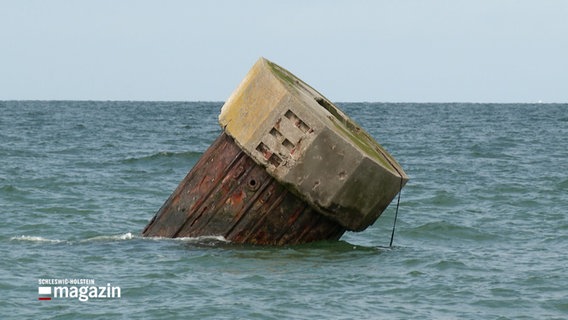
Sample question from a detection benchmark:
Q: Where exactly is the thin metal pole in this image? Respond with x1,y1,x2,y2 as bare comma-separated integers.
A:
389,178,403,248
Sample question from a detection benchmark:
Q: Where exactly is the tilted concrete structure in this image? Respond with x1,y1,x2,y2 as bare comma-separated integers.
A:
143,58,408,244
220,58,408,231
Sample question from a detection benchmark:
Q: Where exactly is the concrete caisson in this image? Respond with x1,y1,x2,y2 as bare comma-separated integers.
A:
142,58,408,244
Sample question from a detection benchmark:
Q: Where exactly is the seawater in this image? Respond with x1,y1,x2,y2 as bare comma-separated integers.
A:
1,101,567,319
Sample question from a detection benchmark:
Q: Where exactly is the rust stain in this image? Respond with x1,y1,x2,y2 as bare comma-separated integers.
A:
142,133,346,245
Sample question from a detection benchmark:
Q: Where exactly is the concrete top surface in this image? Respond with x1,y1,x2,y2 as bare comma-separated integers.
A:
219,57,408,231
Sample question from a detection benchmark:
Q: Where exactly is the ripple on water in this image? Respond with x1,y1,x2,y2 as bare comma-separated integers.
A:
404,220,499,243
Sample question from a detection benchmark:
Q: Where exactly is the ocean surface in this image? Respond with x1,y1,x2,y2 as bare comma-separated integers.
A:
1,101,566,319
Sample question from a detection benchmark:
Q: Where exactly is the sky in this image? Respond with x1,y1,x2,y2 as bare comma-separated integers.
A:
1,0,567,102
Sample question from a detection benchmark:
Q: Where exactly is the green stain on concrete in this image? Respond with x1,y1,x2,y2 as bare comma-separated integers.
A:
266,57,401,175
328,115,394,171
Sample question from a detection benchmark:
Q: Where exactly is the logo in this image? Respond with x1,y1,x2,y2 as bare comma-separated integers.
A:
38,286,52,301
38,279,121,302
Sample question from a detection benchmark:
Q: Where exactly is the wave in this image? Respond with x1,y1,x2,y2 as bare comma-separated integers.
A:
0,185,21,193
78,232,135,242
404,221,498,242
172,235,229,243
122,151,202,164
9,235,65,244
145,235,230,247
9,232,229,245
9,233,136,244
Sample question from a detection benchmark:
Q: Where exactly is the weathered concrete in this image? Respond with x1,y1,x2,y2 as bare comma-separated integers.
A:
143,57,408,244
219,58,408,231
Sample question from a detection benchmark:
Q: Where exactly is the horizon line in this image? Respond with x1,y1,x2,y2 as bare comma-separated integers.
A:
1,99,566,104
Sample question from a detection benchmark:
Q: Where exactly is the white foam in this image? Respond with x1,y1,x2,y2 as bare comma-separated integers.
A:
9,233,229,245
10,232,137,244
9,235,64,243
80,232,137,242
143,234,229,243
174,235,230,243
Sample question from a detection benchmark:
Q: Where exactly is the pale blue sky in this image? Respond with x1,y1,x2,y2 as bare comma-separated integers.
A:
1,0,567,102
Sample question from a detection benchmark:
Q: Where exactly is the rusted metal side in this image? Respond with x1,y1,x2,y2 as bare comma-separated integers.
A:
142,133,345,245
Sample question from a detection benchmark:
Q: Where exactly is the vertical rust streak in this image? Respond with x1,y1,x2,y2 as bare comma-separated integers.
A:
179,153,255,237
273,202,309,245
295,213,329,244
239,184,290,244
142,134,230,237
224,176,272,240
171,144,245,238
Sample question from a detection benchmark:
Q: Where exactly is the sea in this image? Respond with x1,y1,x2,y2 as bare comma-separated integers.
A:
1,101,566,319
